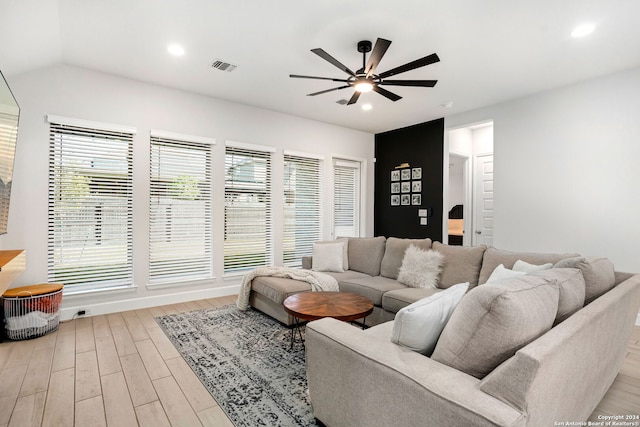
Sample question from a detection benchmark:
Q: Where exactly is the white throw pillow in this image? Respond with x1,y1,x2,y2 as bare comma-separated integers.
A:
486,264,526,283
513,259,553,273
391,282,470,356
397,245,444,288
312,241,345,272
314,238,349,271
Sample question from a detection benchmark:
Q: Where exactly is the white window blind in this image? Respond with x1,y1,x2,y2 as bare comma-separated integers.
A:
0,111,18,234
224,145,273,272
283,153,322,267
48,120,134,291
149,135,213,284
333,159,361,238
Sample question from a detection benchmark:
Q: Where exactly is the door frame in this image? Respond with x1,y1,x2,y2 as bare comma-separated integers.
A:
446,151,472,245
443,120,494,246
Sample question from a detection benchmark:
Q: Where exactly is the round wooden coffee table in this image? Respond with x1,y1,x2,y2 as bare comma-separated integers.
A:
283,291,374,348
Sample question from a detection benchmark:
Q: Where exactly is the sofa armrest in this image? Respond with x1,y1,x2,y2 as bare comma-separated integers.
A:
301,256,312,270
480,274,640,425
306,318,524,427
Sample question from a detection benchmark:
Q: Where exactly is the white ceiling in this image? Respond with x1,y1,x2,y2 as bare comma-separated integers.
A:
2,0,640,133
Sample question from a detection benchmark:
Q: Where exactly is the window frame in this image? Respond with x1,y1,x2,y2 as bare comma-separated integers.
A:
47,115,135,293
148,130,215,285
283,150,323,267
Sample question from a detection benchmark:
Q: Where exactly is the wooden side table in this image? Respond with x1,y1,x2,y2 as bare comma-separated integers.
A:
283,291,373,349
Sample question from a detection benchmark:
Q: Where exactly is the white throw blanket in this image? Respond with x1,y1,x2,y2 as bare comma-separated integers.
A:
236,266,339,310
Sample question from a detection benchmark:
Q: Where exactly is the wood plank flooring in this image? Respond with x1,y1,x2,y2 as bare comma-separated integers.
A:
0,294,638,426
0,295,236,427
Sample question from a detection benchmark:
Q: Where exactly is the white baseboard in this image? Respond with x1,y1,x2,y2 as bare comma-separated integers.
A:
59,284,240,321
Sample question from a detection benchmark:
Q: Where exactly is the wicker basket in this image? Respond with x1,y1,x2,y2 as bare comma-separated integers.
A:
2,284,63,340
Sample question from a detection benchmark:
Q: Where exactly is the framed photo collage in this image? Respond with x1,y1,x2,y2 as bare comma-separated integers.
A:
390,167,422,207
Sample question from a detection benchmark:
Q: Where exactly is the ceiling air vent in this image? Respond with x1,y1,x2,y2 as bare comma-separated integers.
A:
211,59,237,72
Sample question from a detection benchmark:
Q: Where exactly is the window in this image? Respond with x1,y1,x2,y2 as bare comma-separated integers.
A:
283,152,322,266
47,116,134,291
333,159,361,238
0,111,19,234
224,143,274,272
149,132,213,284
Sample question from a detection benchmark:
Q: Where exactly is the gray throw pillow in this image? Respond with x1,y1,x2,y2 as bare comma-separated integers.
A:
431,275,559,379
553,257,615,303
432,242,487,289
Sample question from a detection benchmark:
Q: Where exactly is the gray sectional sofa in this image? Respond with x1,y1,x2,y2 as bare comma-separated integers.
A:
249,236,578,327
245,236,640,426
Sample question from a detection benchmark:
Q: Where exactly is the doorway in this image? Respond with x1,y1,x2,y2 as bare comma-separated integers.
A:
445,121,494,246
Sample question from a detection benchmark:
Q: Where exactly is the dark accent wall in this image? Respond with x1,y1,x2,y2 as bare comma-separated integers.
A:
374,118,444,240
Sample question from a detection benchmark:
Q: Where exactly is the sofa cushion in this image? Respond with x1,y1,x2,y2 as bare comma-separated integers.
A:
391,282,469,356
338,276,406,306
251,276,312,304
381,287,443,314
380,237,432,279
312,241,345,273
321,270,372,284
348,237,387,276
432,242,487,288
478,247,580,285
554,257,615,304
397,246,443,289
431,275,559,379
529,267,585,323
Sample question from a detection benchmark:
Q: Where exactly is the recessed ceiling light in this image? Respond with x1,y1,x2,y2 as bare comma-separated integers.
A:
167,43,185,56
571,23,596,38
361,103,373,111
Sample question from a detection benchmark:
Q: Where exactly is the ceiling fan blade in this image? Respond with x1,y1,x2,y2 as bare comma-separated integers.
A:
307,85,351,96
311,48,357,77
346,91,361,105
372,85,402,102
365,38,392,77
380,79,438,87
290,74,351,83
378,53,440,79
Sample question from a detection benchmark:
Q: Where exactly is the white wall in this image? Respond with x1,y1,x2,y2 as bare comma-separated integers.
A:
0,64,374,317
446,66,640,272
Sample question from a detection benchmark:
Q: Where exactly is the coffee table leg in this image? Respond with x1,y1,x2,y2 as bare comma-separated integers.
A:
290,317,305,350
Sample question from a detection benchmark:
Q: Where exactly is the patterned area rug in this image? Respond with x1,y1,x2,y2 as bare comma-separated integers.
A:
155,305,316,427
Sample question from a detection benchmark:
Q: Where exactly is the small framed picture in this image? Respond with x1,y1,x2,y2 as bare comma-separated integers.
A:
401,169,411,181
401,194,410,205
420,217,428,225
391,170,400,181
401,182,411,193
412,181,422,192
391,195,400,206
412,194,421,205
412,167,422,180
391,182,400,193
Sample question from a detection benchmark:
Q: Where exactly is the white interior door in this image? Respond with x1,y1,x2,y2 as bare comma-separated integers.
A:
473,154,494,247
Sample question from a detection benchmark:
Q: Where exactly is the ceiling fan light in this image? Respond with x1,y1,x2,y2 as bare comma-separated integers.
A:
354,81,373,93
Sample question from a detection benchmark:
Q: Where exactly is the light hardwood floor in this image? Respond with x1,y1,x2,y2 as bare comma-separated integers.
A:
0,295,638,426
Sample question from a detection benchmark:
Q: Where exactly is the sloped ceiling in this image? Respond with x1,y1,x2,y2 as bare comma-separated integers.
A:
2,0,640,133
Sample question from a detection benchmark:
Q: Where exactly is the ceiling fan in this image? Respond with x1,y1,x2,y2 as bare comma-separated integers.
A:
290,38,439,105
